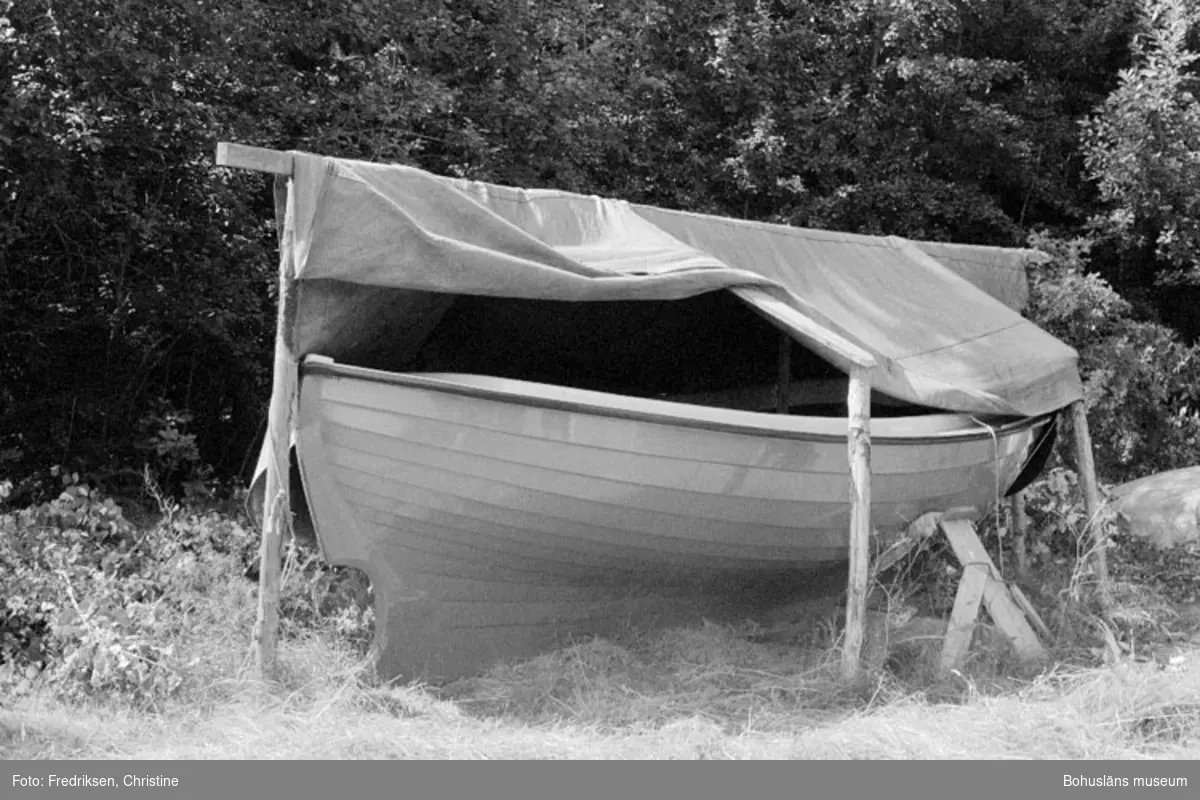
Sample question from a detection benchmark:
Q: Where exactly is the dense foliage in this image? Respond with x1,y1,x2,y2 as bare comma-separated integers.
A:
1025,234,1200,481
1082,0,1200,289
1,0,1198,493
0,472,372,705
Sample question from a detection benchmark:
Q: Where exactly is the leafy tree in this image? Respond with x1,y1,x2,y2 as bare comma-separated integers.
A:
0,0,1195,497
1081,0,1200,301
1,1,282,489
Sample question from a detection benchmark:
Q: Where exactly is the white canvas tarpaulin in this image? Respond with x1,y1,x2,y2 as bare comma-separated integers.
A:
281,152,1081,417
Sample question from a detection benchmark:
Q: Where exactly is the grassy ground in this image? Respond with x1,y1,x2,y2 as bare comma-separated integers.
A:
3,492,1199,760
3,608,1198,759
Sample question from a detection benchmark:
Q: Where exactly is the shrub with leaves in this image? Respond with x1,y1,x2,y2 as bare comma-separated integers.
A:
1021,467,1114,568
1,473,375,708
1081,0,1200,285
1026,233,1200,482
1016,463,1200,661
276,547,376,655
135,400,216,502
0,476,255,706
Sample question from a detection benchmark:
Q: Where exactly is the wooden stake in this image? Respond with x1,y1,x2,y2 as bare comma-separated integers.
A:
253,173,299,680
841,364,872,682
1070,401,1111,609
1009,491,1029,580
776,333,791,414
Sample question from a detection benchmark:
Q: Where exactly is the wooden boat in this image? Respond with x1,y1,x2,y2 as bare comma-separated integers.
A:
219,144,1082,682
293,355,1056,681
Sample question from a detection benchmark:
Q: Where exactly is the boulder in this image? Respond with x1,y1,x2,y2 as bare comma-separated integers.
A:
1110,466,1200,549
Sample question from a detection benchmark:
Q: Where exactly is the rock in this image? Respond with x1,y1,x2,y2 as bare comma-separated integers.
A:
1110,466,1200,549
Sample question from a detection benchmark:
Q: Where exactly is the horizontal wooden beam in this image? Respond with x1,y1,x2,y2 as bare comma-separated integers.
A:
216,142,294,176
732,287,876,372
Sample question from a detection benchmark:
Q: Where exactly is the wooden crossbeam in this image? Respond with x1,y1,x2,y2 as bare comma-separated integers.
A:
216,142,294,176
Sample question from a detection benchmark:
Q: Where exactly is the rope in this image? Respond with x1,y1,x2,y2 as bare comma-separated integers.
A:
969,415,1004,580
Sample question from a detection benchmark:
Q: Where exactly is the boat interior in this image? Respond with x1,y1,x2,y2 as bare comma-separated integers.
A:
401,289,939,419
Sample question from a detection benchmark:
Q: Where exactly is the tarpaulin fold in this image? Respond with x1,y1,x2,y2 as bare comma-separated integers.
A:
281,152,1080,418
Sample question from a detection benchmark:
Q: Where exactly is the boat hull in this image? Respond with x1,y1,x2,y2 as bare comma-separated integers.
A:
295,358,1054,681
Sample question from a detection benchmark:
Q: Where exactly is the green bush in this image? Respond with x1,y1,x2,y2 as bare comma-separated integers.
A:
1026,234,1200,482
0,476,372,708
1,475,249,705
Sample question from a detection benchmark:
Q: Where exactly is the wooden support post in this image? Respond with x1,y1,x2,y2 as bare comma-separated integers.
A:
1009,491,1029,580
252,173,300,680
215,143,301,679
1070,401,1111,609
728,286,878,678
841,364,873,682
776,333,791,414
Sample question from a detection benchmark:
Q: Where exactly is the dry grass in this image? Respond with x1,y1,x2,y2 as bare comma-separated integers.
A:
3,615,1198,760
4,490,1198,760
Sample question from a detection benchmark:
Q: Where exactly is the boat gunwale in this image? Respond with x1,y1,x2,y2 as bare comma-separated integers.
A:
303,356,1056,445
